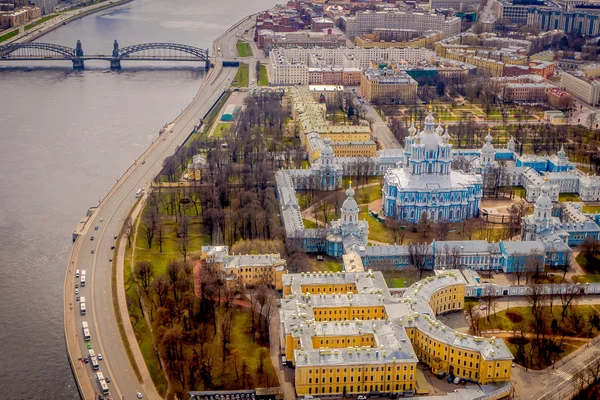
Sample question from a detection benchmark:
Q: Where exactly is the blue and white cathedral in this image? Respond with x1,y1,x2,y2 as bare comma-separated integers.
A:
382,111,483,223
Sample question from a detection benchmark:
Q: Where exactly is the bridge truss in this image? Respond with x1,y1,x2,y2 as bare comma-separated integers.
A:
0,42,76,60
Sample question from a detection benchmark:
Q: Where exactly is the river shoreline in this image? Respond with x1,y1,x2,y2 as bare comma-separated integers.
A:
5,0,134,44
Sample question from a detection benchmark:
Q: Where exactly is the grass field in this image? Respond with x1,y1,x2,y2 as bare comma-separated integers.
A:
355,184,382,204
572,253,600,283
259,64,268,86
236,41,253,57
0,29,18,42
559,193,581,202
308,254,343,272
232,63,249,87
303,218,318,228
583,205,600,213
213,122,231,138
381,269,431,288
25,14,58,30
135,218,210,277
124,238,169,396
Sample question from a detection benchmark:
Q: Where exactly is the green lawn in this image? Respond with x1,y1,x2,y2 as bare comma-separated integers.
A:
0,29,18,43
232,63,249,87
559,193,581,202
309,255,343,272
25,14,58,30
355,185,382,205
359,208,394,243
303,218,318,229
342,176,382,187
382,269,433,288
583,205,600,213
124,239,169,396
236,41,253,57
480,306,600,340
258,64,268,86
135,217,210,277
213,122,231,138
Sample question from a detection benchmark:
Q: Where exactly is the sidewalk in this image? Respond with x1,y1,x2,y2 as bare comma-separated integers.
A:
115,196,163,400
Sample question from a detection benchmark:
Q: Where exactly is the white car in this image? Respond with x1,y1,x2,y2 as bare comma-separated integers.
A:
136,392,143,399
75,289,79,295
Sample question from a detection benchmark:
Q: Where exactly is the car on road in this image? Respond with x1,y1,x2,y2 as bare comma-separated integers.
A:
75,289,79,295
76,296,80,301
111,245,115,250
90,236,94,241
98,353,102,360
87,343,92,349
358,396,367,400
113,235,118,240
105,376,111,383
91,249,95,254
94,226,98,230
99,218,103,222
109,258,113,262
137,392,143,399
75,283,79,288
480,305,487,310
84,358,88,363
142,160,145,165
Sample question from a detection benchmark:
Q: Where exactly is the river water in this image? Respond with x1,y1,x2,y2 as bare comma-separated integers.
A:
0,0,274,398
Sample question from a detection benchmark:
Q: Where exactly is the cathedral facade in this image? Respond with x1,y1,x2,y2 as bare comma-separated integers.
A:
382,112,483,223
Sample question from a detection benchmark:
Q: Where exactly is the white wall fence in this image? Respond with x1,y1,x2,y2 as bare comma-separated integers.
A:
466,282,600,298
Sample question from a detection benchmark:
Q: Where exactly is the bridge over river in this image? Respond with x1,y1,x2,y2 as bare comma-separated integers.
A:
0,39,210,69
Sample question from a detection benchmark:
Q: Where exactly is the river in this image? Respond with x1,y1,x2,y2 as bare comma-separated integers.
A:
0,0,274,398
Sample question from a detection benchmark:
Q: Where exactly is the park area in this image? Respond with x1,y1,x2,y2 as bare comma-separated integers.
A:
236,41,253,57
122,187,279,397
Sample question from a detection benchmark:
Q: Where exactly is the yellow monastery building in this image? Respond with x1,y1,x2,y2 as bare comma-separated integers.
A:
280,269,513,397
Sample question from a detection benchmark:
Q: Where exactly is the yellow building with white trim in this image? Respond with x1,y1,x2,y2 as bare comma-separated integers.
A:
280,269,513,397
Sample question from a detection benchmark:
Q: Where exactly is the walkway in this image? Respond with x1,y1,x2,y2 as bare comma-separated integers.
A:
116,196,164,399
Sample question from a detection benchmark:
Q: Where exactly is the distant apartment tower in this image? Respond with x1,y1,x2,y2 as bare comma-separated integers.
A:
528,7,600,36
27,0,59,14
429,0,481,10
561,71,600,105
361,68,418,104
345,9,461,38
492,0,548,24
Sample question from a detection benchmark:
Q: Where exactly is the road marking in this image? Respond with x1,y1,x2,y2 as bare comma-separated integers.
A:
551,369,573,381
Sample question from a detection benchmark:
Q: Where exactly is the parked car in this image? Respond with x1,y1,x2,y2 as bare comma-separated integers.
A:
447,374,455,383
480,305,487,310
437,371,447,380
94,226,98,230
76,296,80,302
105,376,111,383
454,376,461,384
75,289,79,295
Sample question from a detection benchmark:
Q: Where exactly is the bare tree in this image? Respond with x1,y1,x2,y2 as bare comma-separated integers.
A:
143,206,158,249
124,216,133,247
408,241,430,279
559,284,581,322
135,260,154,297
